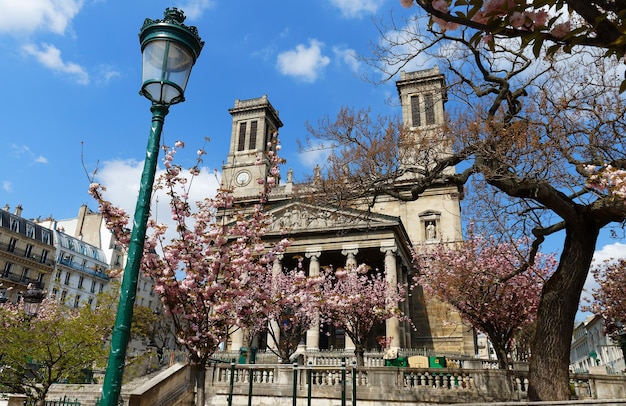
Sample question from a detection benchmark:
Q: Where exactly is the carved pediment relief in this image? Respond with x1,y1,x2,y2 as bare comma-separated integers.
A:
266,202,398,234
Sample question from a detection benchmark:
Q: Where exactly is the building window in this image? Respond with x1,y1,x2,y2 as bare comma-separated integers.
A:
42,230,51,245
26,224,35,238
248,120,258,150
90,280,96,293
52,288,58,297
74,295,81,308
424,93,436,125
10,217,18,232
8,238,17,252
55,270,62,283
37,272,44,284
88,297,94,307
3,262,13,277
61,290,67,304
41,250,49,264
21,268,30,282
78,276,84,289
237,122,247,151
99,283,104,293
410,95,421,127
64,272,71,286
25,244,33,258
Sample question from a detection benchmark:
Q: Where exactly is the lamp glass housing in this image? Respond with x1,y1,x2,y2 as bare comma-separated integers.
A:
141,39,193,105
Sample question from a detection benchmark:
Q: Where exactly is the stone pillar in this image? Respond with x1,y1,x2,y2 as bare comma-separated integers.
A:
342,248,359,351
382,246,401,349
231,327,244,353
267,255,283,351
342,248,358,268
305,250,321,351
402,271,412,347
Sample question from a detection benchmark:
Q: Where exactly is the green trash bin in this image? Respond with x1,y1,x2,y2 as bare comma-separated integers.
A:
428,356,447,368
238,347,257,364
385,357,408,367
238,347,248,364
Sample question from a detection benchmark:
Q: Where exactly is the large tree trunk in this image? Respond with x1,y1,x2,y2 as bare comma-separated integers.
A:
354,344,365,367
191,363,206,406
527,222,600,401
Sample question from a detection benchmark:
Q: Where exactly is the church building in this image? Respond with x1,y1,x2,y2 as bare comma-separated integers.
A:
220,68,475,356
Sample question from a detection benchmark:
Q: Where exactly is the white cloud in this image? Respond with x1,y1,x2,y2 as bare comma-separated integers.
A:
3,181,12,193
94,65,122,85
0,0,83,35
329,0,385,18
95,158,220,244
23,43,89,85
592,242,626,264
10,144,48,164
276,39,330,83
333,46,360,73
298,143,332,170
175,0,216,20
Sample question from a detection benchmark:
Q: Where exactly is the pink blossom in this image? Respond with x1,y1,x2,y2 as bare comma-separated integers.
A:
508,11,526,29
550,21,571,39
431,0,448,13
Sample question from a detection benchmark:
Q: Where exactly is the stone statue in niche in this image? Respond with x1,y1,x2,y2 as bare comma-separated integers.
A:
426,221,436,240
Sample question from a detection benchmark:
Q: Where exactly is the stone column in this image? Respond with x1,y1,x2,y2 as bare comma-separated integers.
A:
342,248,359,351
231,327,244,353
382,246,401,349
305,250,321,351
267,255,283,351
402,271,412,347
342,248,358,268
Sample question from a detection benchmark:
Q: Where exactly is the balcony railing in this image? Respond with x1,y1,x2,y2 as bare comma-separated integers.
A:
57,257,109,281
0,272,44,288
0,241,55,267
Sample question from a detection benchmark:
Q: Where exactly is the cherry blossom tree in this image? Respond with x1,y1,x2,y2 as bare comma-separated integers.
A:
414,231,556,369
89,139,289,405
243,266,322,363
589,258,626,359
319,264,407,366
0,299,113,404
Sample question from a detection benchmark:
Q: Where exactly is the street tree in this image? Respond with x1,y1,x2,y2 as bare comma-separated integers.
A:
89,140,289,405
414,231,557,369
0,299,113,404
245,266,322,363
319,264,407,366
303,3,626,397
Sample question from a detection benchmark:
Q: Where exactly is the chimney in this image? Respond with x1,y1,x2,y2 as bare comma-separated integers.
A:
14,204,23,217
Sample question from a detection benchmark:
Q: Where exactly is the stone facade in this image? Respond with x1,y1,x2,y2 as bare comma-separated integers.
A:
219,68,474,356
0,205,54,303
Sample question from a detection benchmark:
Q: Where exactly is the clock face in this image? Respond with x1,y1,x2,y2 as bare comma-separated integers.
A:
235,171,250,186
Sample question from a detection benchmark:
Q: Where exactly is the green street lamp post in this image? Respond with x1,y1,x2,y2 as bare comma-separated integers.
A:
100,8,203,406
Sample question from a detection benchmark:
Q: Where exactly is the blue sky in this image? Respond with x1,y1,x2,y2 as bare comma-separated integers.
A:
0,0,408,221
0,0,624,313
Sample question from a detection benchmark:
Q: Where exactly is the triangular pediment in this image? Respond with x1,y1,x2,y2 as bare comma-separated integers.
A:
265,201,400,235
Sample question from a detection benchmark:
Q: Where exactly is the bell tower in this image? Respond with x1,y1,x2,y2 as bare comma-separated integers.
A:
221,95,283,200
